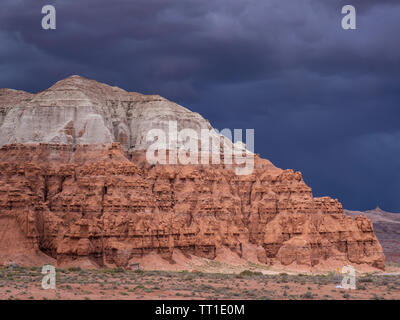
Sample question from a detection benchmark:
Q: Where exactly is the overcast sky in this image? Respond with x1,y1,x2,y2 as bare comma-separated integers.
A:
1,0,399,211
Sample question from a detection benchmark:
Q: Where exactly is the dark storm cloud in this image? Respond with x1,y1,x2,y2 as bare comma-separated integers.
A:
0,0,399,211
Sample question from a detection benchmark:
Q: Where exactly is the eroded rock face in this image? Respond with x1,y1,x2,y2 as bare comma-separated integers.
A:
0,89,34,127
0,76,385,270
0,75,217,151
0,143,385,270
345,208,400,264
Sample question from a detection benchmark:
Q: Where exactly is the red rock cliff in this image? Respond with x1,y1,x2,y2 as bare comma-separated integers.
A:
0,76,385,271
0,143,385,270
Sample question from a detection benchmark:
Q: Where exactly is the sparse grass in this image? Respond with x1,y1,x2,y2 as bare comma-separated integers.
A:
0,266,399,300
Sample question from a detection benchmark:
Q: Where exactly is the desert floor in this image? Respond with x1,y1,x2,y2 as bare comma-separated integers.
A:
0,264,399,300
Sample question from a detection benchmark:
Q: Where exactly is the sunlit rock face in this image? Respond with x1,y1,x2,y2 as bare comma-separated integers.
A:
0,76,385,271
0,75,221,151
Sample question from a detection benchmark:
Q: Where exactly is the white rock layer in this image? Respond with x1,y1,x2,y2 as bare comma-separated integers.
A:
0,75,242,153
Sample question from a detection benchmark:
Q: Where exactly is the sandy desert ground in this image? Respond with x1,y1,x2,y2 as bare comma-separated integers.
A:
0,263,399,300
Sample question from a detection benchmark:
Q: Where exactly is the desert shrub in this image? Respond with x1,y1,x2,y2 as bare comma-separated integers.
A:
68,267,82,272
300,291,314,299
239,270,262,277
133,269,144,275
358,276,373,283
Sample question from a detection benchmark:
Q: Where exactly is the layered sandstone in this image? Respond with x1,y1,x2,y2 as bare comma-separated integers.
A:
0,76,385,271
345,207,400,264
0,75,226,151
